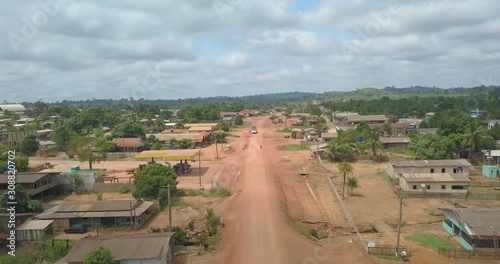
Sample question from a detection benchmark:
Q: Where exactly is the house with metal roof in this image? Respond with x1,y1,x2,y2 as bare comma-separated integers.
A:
16,219,54,241
58,232,174,264
36,200,155,232
386,159,471,179
0,172,59,198
441,208,500,251
399,173,470,194
112,138,146,152
346,115,387,124
380,137,411,150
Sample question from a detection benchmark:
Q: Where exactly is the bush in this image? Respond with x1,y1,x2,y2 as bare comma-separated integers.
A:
170,226,187,245
197,233,217,251
186,220,195,231
27,200,42,212
118,153,126,159
96,193,103,201
207,188,231,198
119,187,130,194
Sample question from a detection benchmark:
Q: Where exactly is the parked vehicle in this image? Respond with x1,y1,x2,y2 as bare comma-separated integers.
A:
64,224,88,234
251,126,257,134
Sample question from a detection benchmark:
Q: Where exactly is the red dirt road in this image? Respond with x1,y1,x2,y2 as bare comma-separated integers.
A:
222,117,315,264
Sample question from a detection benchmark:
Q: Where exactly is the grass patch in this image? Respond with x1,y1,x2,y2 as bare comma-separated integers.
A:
405,234,454,251
176,189,205,197
375,255,399,261
227,133,240,138
176,188,232,198
468,187,500,195
387,149,416,156
377,172,392,181
171,200,190,208
277,144,308,151
207,188,232,198
276,128,292,133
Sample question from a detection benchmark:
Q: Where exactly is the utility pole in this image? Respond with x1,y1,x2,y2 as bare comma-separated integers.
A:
395,193,403,259
198,150,201,187
493,231,498,259
316,142,319,166
129,201,133,231
168,183,172,231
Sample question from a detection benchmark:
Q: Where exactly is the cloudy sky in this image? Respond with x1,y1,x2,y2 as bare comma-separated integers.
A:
1,0,499,103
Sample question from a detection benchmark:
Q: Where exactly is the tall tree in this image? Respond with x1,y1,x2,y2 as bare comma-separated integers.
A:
69,173,84,194
337,162,354,199
69,136,108,169
154,117,166,133
133,163,178,200
52,125,72,145
111,121,145,138
20,134,39,155
461,119,490,160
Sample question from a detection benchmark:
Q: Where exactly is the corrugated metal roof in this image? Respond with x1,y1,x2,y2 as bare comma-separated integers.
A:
400,173,470,183
36,201,153,219
389,159,471,167
321,133,338,138
347,115,387,122
183,123,217,127
188,126,213,131
16,220,53,230
152,133,203,142
135,149,200,161
442,208,500,238
0,173,58,184
57,200,138,212
380,137,411,144
484,149,500,157
112,138,144,148
61,232,174,262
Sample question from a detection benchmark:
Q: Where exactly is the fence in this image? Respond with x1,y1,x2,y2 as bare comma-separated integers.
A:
438,248,500,260
316,156,367,252
386,181,500,200
368,245,411,256
106,152,138,160
93,183,136,193
468,181,500,187
399,191,500,200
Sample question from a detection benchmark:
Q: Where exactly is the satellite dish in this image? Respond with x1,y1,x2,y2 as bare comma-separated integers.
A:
420,184,426,188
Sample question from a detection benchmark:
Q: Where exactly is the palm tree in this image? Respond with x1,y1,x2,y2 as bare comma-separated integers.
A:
154,117,166,133
337,162,354,198
366,128,382,158
347,177,359,195
211,131,228,158
461,119,489,160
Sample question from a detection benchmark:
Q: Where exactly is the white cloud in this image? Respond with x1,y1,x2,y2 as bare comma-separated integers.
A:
0,0,499,102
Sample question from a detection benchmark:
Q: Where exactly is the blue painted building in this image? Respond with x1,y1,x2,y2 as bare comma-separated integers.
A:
482,165,500,179
442,208,500,251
